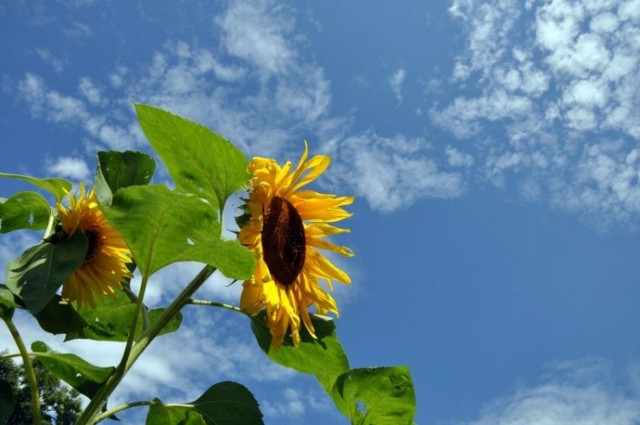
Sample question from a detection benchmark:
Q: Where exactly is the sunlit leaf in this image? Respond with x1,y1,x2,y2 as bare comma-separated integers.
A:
65,290,181,342
134,104,250,212
31,341,114,399
251,313,350,394
191,381,263,425
94,150,155,206
0,192,52,234
0,284,18,319
0,172,72,203
5,231,88,314
34,295,87,334
146,399,205,425
0,379,14,424
100,184,254,279
332,366,416,425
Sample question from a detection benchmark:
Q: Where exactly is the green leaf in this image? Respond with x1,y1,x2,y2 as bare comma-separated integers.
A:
332,367,416,425
0,284,18,318
5,231,88,314
34,295,87,334
0,172,72,203
0,379,14,424
146,399,205,425
100,184,254,279
0,191,52,234
191,381,263,425
31,341,114,399
134,103,250,212
95,150,155,206
65,290,182,342
251,313,350,394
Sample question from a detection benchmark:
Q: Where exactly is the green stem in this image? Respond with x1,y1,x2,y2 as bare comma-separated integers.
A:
77,266,215,425
77,275,150,425
93,400,193,423
186,298,245,314
2,316,42,425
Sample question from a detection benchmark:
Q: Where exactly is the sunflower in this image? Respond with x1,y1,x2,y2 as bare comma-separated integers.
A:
239,144,354,348
56,184,132,309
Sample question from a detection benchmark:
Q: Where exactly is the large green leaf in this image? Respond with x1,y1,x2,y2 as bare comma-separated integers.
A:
251,313,350,394
146,399,205,425
94,150,155,206
5,231,88,314
332,367,416,425
0,284,18,319
65,289,182,342
0,379,14,424
31,341,114,399
34,295,87,334
191,381,263,425
0,172,72,203
0,191,52,234
134,104,250,212
100,184,254,279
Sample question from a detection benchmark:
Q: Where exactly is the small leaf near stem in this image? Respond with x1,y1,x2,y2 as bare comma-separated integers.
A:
92,400,194,423
2,316,42,425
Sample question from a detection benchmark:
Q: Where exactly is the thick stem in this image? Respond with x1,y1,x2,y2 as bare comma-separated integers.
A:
2,316,42,425
77,275,150,425
186,298,245,314
77,266,215,425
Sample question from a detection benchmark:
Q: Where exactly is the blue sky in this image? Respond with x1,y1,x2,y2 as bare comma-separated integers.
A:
1,0,640,424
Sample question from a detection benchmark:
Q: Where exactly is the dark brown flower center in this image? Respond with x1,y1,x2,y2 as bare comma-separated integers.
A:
261,196,306,286
83,230,99,265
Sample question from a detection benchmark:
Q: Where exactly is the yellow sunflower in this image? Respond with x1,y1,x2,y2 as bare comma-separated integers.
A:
56,184,132,309
239,143,354,348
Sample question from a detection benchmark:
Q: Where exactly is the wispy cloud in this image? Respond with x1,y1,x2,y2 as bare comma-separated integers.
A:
459,358,640,425
389,68,406,104
45,156,90,181
326,132,466,212
431,0,640,226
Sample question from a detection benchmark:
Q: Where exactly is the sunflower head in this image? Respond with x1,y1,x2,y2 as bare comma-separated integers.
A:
239,144,354,348
56,184,132,309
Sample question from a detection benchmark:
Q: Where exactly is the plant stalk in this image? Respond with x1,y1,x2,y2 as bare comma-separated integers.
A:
77,265,215,424
2,316,42,425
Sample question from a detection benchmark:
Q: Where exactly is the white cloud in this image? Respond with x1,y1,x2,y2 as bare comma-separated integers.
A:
78,77,102,105
215,0,295,76
36,48,64,73
432,0,640,226
460,358,640,425
45,156,90,181
326,133,466,212
389,68,406,103
446,146,474,167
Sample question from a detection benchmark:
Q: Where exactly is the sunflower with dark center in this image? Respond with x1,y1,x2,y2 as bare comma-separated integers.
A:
239,144,354,348
57,184,132,309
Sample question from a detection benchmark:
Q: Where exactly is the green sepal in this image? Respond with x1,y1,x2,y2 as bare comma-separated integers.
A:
146,399,205,425
34,295,87,334
31,341,114,399
0,379,14,424
191,381,263,425
332,366,416,424
134,103,250,212
65,290,182,342
0,172,72,203
94,150,155,206
99,184,254,279
5,231,88,314
251,312,350,394
0,191,52,234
